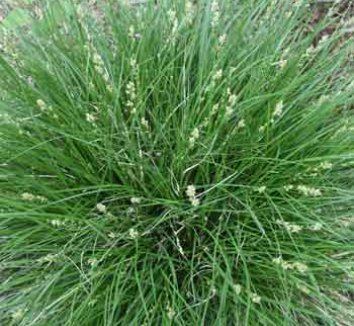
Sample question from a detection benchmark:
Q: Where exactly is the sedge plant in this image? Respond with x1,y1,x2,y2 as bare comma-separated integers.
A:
0,0,353,325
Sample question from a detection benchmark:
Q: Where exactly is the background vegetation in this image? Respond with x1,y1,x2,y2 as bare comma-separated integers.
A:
0,0,353,325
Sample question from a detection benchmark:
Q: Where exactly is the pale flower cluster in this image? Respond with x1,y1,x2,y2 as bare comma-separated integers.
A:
211,0,220,29
311,161,333,172
250,292,261,304
36,99,46,111
259,124,266,133
36,99,55,117
167,9,178,42
185,1,194,25
11,308,26,321
297,185,322,197
309,222,322,231
21,192,48,203
272,257,308,273
237,119,246,129
272,101,284,121
49,219,66,227
130,197,141,204
126,58,139,114
218,34,227,46
233,284,242,295
276,219,302,233
128,228,139,239
256,186,266,193
283,184,322,197
126,81,137,113
189,127,200,147
88,258,98,266
166,304,176,320
297,283,310,294
128,25,141,41
91,48,113,92
141,117,149,130
278,59,287,69
96,203,107,213
186,185,200,206
108,231,116,239
214,69,223,81
37,253,60,264
86,112,98,124
283,185,294,191
206,68,223,93
225,88,238,117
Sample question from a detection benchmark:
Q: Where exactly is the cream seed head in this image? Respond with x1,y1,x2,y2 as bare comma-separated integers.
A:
186,185,196,198
309,222,322,231
189,127,200,147
185,1,194,24
237,119,246,129
130,197,141,204
166,305,176,320
218,34,227,45
276,219,303,233
106,84,113,93
36,99,46,111
92,52,104,66
167,9,177,21
211,0,219,13
86,113,97,123
256,186,266,193
21,192,47,202
191,127,199,139
273,101,284,117
228,94,237,106
306,44,316,56
225,106,233,117
50,219,65,227
108,232,116,239
96,203,107,213
292,262,308,274
278,59,287,69
211,0,220,28
214,69,223,81
128,228,139,239
211,103,219,114
190,197,200,207
88,258,98,266
296,185,322,197
128,25,135,39
225,92,238,117
11,309,25,321
141,117,149,129
273,257,308,273
297,284,310,294
272,257,283,265
126,81,136,97
284,185,294,191
129,58,138,71
251,293,261,304
233,284,242,295
186,185,200,206
37,253,60,264
319,161,333,170
21,192,35,201
36,195,47,203
272,257,292,270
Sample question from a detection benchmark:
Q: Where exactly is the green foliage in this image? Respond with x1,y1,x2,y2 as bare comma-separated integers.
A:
1,8,31,30
0,0,353,325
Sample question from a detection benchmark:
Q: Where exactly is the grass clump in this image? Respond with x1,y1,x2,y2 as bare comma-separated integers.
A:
0,0,353,325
